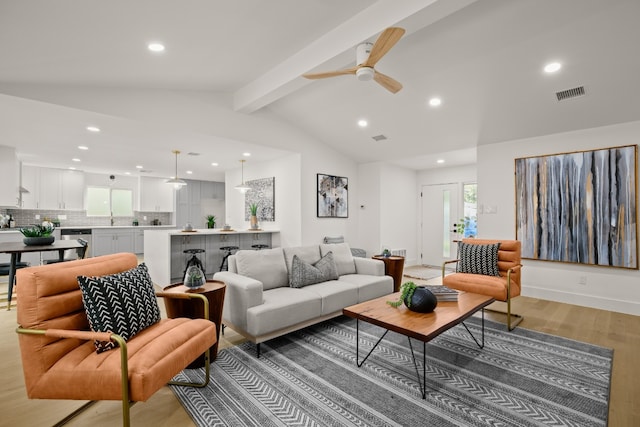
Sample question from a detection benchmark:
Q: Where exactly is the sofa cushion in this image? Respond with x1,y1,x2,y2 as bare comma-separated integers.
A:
457,242,501,276
302,280,359,315
78,263,161,353
235,248,288,290
339,274,394,302
320,242,356,276
283,245,321,273
247,287,322,336
290,252,339,288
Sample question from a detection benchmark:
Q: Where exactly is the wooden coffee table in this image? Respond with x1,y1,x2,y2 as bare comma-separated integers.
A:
343,291,494,399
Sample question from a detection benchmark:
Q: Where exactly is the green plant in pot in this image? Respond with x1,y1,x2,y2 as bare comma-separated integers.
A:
206,214,216,229
387,281,438,313
249,203,259,229
20,221,56,246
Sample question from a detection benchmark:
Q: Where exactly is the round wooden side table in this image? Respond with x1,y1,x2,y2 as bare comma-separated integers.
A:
162,280,226,367
372,255,405,292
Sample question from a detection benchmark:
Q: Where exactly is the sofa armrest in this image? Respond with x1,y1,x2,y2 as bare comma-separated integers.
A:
354,257,385,276
213,271,264,332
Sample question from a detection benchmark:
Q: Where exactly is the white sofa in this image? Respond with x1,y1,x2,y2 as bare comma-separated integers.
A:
213,243,393,356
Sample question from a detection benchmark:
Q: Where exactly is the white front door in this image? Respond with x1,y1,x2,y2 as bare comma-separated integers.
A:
421,183,461,267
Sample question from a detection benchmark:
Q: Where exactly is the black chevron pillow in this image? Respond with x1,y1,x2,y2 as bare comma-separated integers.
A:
78,262,161,353
456,242,501,276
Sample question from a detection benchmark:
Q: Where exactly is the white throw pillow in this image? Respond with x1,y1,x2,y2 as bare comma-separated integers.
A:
320,242,356,276
235,248,288,290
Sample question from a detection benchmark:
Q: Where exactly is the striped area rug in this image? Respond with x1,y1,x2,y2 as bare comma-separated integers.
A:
171,316,612,426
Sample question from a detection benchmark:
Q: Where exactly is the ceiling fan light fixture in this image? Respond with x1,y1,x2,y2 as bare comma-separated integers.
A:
166,150,187,188
235,159,251,193
356,67,374,81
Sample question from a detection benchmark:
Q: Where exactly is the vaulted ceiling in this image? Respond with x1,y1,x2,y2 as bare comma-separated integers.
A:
1,0,639,180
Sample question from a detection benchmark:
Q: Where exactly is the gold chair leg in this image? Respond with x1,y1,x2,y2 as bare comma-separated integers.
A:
168,348,211,388
484,299,523,331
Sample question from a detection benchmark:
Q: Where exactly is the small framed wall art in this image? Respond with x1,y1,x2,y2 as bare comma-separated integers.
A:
317,173,348,218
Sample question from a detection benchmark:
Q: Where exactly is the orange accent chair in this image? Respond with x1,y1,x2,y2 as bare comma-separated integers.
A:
442,239,523,330
15,253,217,426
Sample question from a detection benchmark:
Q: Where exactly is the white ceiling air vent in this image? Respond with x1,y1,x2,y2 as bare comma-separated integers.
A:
556,86,585,101
371,134,387,141
187,152,201,156
139,169,153,173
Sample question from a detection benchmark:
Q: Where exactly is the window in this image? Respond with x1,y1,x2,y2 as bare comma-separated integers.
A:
86,187,133,216
463,183,477,237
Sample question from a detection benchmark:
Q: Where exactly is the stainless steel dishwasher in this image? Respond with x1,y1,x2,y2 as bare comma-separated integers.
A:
61,228,92,259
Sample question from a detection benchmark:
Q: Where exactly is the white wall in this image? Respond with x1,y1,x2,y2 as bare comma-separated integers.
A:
357,163,381,257
478,120,640,315
225,153,301,248
380,164,418,265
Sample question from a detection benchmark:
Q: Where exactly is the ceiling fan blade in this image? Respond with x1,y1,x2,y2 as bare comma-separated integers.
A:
363,27,405,67
373,71,403,94
303,66,358,79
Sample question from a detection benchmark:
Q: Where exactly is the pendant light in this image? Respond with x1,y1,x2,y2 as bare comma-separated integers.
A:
235,159,251,193
165,150,187,188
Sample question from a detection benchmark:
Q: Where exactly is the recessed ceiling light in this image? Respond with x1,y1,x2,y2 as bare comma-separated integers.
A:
136,165,143,169
148,42,165,53
437,159,445,164
544,62,562,73
72,158,81,162
211,162,219,167
358,119,368,128
86,126,100,132
429,98,442,107
68,167,76,170
186,170,193,175
124,172,131,175
243,152,251,157
78,145,89,150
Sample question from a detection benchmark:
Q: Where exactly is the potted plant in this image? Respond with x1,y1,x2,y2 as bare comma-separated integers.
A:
387,281,437,313
20,221,56,246
249,203,259,229
206,214,216,229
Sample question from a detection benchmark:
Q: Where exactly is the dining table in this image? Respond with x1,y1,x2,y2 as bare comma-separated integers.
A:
1,239,84,310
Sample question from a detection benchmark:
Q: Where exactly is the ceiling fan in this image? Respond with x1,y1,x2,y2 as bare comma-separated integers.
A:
302,27,406,94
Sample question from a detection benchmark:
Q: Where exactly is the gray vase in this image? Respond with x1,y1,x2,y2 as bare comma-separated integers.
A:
23,236,55,246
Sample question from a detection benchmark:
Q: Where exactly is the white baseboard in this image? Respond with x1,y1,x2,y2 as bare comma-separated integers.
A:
522,286,640,316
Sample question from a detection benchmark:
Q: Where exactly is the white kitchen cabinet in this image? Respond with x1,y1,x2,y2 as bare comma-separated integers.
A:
134,228,144,254
138,177,174,212
92,229,135,256
0,146,18,207
22,167,85,210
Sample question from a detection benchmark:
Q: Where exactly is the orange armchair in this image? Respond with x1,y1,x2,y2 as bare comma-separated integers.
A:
15,253,217,426
442,239,523,330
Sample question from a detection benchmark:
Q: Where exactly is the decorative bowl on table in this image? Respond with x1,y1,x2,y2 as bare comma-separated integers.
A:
20,222,56,246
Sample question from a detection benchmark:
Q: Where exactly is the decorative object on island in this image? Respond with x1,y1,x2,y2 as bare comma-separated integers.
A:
165,149,187,188
516,144,637,269
317,173,348,218
20,221,56,246
206,215,216,229
183,265,206,289
235,159,251,193
387,281,438,313
249,203,259,229
245,177,275,222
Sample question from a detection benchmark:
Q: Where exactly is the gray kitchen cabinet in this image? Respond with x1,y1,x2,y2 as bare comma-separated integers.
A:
92,229,135,256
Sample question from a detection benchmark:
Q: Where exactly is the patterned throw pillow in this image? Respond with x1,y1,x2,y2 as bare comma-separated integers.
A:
290,252,339,288
457,242,501,276
78,263,161,353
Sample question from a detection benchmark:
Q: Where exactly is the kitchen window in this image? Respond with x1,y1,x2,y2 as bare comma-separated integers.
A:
86,187,133,216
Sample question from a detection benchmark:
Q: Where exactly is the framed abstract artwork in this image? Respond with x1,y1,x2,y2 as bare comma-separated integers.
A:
317,174,348,218
515,144,638,269
244,177,275,221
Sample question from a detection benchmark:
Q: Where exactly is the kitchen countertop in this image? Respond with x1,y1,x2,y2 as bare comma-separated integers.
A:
150,228,279,235
0,225,176,232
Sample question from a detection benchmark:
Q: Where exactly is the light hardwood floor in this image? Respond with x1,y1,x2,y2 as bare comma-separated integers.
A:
1,273,638,426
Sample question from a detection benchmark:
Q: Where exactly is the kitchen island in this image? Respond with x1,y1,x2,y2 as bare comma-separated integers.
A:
144,228,280,285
